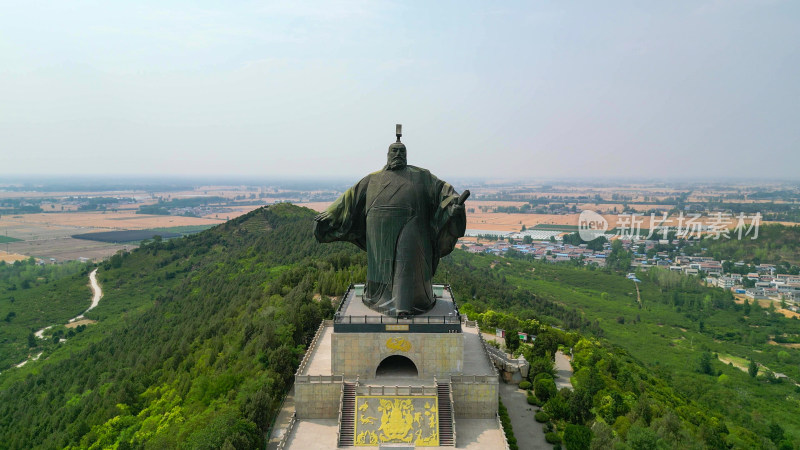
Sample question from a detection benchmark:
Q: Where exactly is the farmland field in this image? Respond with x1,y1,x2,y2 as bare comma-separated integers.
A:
72,230,182,243
71,225,212,243
0,251,28,263
0,209,230,261
1,180,795,263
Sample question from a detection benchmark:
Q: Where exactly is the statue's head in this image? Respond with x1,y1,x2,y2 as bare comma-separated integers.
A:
386,142,407,170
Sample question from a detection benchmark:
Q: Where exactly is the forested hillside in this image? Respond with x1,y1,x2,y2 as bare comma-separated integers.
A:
0,204,362,449
436,252,800,448
2,204,797,448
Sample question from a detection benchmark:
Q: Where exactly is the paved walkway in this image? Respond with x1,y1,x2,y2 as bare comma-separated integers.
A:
301,325,333,375
462,326,499,375
554,351,573,390
498,381,550,449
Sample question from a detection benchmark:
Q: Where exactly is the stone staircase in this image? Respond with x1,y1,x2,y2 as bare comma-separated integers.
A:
437,382,455,446
338,382,357,446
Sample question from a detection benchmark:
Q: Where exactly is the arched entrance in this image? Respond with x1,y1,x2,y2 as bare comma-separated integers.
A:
376,355,418,378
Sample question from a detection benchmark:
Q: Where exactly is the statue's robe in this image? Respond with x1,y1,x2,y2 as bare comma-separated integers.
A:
314,165,466,315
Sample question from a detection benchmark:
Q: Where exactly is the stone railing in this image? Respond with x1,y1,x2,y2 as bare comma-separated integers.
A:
495,412,512,450
294,319,332,377
450,375,498,384
477,331,500,377
276,412,297,450
334,284,355,314
483,340,529,376
356,385,438,396
336,382,345,446
295,374,343,384
448,379,457,447
334,314,461,325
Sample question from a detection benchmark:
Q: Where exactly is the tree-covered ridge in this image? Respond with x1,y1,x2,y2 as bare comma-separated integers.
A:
0,204,361,449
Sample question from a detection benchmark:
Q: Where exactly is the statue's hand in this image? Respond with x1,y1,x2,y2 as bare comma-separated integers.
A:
452,203,465,214
314,211,331,222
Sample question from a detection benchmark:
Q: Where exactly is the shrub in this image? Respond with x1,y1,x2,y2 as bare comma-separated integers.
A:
535,411,550,423
534,372,554,383
545,432,562,444
519,380,532,390
527,395,543,406
535,377,558,402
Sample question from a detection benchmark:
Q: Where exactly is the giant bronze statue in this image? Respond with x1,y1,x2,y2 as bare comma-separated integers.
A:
314,125,468,316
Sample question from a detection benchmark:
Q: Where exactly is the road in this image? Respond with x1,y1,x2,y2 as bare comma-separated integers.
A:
554,351,573,390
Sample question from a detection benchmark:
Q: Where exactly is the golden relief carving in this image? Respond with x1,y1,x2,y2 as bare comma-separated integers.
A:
386,337,411,352
354,396,439,446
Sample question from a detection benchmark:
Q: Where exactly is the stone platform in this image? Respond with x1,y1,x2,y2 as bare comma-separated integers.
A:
277,284,505,449
282,418,508,450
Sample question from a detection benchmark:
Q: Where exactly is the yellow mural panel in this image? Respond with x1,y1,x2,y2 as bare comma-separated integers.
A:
353,396,439,446
386,337,412,352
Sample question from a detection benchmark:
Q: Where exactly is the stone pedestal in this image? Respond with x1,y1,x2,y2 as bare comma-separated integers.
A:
289,284,504,448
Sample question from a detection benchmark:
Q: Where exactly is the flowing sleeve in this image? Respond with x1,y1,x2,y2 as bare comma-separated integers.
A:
313,176,369,251
430,176,467,261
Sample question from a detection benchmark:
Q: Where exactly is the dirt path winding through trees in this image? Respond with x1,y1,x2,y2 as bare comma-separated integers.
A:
70,268,102,322
17,269,103,369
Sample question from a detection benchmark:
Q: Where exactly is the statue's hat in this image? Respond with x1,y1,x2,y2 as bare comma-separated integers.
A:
389,123,406,151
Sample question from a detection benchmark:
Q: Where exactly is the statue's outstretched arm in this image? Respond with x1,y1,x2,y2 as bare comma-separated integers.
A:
313,176,369,250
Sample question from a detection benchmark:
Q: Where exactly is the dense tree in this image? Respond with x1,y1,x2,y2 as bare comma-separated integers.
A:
563,423,592,450
748,359,759,378
698,351,714,375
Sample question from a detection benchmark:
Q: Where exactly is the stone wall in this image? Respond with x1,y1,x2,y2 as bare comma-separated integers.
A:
332,332,464,379
451,379,498,418
295,380,342,419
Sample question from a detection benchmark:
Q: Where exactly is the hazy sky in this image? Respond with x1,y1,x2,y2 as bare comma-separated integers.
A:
1,1,798,180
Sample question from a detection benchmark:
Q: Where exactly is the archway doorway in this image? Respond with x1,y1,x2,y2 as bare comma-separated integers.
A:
376,355,418,378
